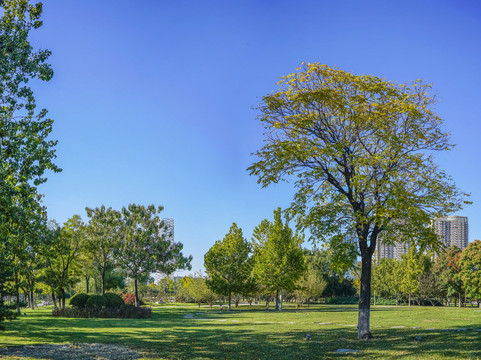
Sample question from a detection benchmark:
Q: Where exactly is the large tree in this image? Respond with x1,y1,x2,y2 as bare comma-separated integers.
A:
252,208,306,311
433,246,464,307
204,223,254,311
0,0,59,319
249,63,465,338
116,204,191,307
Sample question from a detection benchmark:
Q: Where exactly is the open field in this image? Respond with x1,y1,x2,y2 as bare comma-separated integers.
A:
1,304,481,359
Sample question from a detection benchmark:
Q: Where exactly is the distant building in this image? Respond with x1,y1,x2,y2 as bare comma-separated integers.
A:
433,216,468,250
376,237,410,262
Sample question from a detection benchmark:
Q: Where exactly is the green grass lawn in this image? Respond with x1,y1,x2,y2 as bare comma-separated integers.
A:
1,304,481,359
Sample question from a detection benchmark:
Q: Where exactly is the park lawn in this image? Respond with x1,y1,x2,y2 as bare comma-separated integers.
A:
0,304,480,359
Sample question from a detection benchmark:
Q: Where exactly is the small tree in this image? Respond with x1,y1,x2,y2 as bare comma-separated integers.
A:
204,223,254,311
116,204,192,307
252,208,306,311
434,246,464,306
85,206,121,295
460,240,481,307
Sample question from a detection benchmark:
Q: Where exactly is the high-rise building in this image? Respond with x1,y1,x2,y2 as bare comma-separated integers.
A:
376,238,410,262
433,216,468,250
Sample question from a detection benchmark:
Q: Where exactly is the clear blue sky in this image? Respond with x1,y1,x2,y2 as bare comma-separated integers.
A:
31,0,481,274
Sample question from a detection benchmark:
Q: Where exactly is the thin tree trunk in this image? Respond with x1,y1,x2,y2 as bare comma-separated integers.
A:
279,290,283,312
275,290,279,311
228,291,232,311
459,292,462,308
373,290,376,306
409,292,411,307
102,267,106,295
61,288,66,309
15,271,20,314
86,276,90,293
52,292,58,309
134,279,139,307
358,250,373,339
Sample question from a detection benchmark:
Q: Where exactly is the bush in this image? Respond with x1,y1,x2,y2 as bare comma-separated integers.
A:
103,293,124,308
123,293,135,305
86,295,106,309
70,293,90,308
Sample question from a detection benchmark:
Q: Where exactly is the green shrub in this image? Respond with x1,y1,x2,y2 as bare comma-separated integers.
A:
69,293,90,308
86,295,106,309
103,293,124,308
52,304,152,319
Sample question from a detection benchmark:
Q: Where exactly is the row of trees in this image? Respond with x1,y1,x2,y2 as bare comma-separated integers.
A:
1,204,192,311
203,208,356,310
372,241,481,307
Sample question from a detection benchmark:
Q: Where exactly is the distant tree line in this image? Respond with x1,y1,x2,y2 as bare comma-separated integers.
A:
0,204,192,313
195,208,357,311
372,241,481,307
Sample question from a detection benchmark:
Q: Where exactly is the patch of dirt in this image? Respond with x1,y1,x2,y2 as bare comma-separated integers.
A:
0,343,142,360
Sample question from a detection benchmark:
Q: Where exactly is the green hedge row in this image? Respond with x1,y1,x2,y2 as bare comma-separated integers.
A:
52,304,152,319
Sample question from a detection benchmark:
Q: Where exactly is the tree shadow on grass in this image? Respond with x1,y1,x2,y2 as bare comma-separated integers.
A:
1,309,480,359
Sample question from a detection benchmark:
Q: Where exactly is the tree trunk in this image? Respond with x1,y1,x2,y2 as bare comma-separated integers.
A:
275,290,279,311
60,288,66,309
102,267,106,295
134,279,139,307
358,250,373,339
373,290,376,306
52,292,58,309
228,291,231,311
409,292,411,307
279,290,283,312
15,271,20,314
30,289,35,309
86,276,90,293
459,292,462,308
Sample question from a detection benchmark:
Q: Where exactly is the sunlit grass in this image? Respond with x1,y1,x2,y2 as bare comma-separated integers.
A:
1,304,480,359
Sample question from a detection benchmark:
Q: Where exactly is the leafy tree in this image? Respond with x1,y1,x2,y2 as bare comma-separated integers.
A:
399,248,426,306
116,204,191,307
293,267,327,307
0,0,59,322
85,206,121,294
252,208,306,311
460,240,481,307
204,223,254,311
248,63,465,338
42,216,85,309
372,257,402,304
433,246,464,306
181,272,216,308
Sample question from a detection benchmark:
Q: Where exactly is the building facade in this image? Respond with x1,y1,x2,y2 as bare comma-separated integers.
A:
433,216,468,250
376,238,410,262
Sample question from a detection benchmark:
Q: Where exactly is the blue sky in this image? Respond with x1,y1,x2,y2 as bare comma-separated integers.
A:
31,0,481,274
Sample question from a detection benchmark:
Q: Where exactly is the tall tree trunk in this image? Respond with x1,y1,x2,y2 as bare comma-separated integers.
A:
228,291,231,311
134,279,139,307
373,290,376,306
459,292,462,308
409,292,411,307
85,276,90,293
358,250,373,339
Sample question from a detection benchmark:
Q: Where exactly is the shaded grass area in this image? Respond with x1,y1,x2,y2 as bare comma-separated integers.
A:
1,304,481,359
